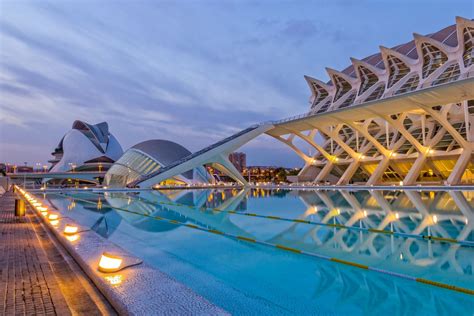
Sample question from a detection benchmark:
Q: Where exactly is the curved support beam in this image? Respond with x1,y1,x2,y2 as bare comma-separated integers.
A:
283,128,336,162
269,134,312,163
340,119,392,157
317,125,360,160
420,104,470,149
210,155,249,186
373,112,427,154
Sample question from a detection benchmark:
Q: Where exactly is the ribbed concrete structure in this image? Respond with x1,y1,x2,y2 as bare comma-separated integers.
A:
267,16,474,185
132,17,474,188
105,139,211,187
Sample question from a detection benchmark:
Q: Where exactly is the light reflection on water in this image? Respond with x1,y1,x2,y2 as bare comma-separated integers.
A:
46,189,474,315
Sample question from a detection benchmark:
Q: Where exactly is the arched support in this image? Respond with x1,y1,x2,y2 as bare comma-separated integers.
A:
210,154,249,186
269,134,312,163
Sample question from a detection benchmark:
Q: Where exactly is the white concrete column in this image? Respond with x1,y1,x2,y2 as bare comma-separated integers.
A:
366,156,391,185
447,149,472,185
403,153,427,185
315,161,334,183
337,161,360,185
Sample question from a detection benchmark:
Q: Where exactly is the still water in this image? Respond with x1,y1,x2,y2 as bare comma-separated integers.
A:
44,188,473,315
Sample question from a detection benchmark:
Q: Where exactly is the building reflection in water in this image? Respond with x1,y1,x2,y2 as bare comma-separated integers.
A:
46,188,473,313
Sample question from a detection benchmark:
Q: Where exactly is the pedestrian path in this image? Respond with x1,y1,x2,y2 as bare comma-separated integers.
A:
0,190,115,315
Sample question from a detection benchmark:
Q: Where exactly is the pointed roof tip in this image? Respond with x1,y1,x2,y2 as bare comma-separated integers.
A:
413,33,426,41
455,16,468,24
349,57,359,63
325,67,337,74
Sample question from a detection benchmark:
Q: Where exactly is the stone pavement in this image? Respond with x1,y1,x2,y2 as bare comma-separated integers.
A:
0,190,116,315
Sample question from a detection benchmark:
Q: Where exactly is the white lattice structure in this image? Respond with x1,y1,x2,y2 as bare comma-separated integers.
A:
268,17,474,185
133,17,474,188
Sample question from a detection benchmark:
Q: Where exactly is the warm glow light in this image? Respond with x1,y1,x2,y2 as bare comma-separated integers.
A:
363,210,367,217
41,211,48,217
37,206,48,212
98,252,123,273
64,224,78,235
33,202,42,207
432,215,438,224
84,186,89,190
66,235,79,242
399,181,404,186
104,275,123,286
48,214,59,221
395,212,400,219
50,220,59,226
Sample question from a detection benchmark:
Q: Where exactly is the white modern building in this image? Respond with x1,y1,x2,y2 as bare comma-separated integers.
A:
104,139,212,187
132,17,474,188
49,120,123,173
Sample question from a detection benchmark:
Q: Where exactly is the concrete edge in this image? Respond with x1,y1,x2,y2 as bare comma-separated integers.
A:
19,189,228,316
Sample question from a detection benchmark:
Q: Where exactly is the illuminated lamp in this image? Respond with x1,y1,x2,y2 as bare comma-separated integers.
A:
48,214,59,221
98,252,123,273
63,224,78,236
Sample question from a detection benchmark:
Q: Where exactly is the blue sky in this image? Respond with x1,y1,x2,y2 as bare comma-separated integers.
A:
0,0,469,167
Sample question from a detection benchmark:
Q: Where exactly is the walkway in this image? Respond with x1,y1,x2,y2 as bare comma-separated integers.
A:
0,190,115,315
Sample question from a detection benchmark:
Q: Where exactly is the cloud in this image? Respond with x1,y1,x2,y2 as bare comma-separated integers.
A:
0,0,466,166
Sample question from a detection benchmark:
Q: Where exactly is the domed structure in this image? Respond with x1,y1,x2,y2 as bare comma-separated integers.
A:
104,139,212,187
49,120,123,172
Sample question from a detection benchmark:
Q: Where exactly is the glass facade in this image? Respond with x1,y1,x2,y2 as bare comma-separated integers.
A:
104,149,161,187
421,43,448,79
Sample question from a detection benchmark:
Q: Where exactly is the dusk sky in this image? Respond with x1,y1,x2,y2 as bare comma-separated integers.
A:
0,0,469,167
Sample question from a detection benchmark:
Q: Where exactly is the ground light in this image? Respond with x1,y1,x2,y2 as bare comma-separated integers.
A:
98,252,123,273
65,235,79,242
63,224,78,236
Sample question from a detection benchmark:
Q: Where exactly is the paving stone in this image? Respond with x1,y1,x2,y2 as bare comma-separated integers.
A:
0,191,115,315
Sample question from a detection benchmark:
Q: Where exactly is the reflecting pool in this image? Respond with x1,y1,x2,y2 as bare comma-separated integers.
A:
44,188,474,315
